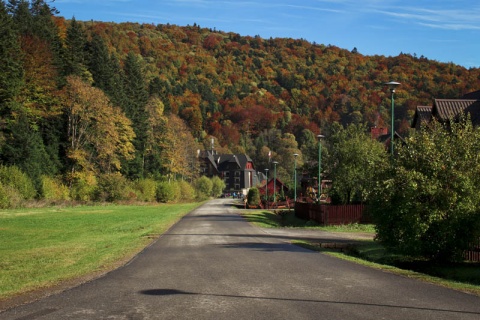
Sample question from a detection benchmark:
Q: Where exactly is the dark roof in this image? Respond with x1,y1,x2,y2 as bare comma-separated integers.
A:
462,90,480,100
432,99,480,125
411,105,432,128
215,154,255,171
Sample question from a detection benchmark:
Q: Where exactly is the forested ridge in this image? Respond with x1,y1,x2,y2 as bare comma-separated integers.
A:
1,0,479,203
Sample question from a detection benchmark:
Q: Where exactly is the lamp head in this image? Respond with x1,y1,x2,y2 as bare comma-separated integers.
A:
317,134,325,139
385,81,400,93
293,153,299,158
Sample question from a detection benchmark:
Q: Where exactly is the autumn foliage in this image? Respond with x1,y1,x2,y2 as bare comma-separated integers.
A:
0,0,479,205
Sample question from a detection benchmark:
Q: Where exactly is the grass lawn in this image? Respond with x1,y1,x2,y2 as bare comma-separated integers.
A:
0,203,200,301
242,209,480,296
241,209,375,233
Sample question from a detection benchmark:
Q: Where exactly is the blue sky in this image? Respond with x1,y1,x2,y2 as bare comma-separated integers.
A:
55,0,480,69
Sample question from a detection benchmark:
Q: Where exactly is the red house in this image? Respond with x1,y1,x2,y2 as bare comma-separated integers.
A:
259,178,289,198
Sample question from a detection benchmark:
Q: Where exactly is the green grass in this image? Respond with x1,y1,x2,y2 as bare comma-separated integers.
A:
241,209,376,233
242,208,480,296
0,203,200,300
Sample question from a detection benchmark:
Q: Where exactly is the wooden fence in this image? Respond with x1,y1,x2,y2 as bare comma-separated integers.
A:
465,238,480,262
295,202,480,262
294,202,368,225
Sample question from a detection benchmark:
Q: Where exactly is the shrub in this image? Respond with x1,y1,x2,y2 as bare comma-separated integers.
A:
0,165,36,200
0,182,23,209
194,176,213,201
156,180,180,203
96,172,130,202
247,188,260,206
135,178,157,202
247,187,260,206
40,176,70,202
178,180,195,202
211,176,226,197
68,171,98,201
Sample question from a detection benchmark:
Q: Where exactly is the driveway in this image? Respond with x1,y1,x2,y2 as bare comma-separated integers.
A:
1,198,479,319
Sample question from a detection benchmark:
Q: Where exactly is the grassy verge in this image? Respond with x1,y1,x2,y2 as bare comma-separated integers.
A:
241,209,375,233
242,209,480,296
0,203,200,300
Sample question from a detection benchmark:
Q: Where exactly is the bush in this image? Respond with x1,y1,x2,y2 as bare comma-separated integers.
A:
211,176,226,197
0,165,36,200
68,171,98,201
178,180,195,202
370,119,480,262
156,180,180,203
135,178,157,202
96,172,131,202
40,176,70,202
247,187,260,206
0,182,23,209
194,176,213,201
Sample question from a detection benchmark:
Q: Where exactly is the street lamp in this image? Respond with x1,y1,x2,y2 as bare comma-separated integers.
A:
272,161,278,203
385,81,400,156
264,168,269,208
293,153,299,202
317,134,324,200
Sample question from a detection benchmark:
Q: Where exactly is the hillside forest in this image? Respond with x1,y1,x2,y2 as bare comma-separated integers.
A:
1,0,480,203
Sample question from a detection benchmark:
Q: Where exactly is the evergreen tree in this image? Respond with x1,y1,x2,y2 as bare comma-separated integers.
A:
88,33,115,92
64,17,89,79
0,0,23,115
1,113,56,192
121,52,149,178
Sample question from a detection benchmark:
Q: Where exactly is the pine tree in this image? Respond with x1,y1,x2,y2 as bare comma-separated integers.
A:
120,52,149,179
0,0,23,113
64,17,89,79
88,34,114,91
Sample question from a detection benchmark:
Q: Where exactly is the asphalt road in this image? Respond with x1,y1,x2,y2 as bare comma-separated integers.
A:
1,198,480,319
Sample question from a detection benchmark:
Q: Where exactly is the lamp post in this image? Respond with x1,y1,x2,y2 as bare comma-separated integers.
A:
317,134,324,200
264,168,269,208
293,153,299,202
385,81,400,156
272,161,278,203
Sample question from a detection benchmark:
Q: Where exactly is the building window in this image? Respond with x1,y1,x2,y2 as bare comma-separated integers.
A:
235,171,240,177
235,184,240,190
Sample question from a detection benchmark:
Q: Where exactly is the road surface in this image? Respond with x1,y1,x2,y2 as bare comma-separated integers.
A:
1,198,479,319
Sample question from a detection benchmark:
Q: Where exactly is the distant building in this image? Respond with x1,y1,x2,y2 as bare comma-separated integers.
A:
198,150,260,192
462,90,480,100
258,178,289,197
411,106,433,130
411,90,480,129
370,127,387,140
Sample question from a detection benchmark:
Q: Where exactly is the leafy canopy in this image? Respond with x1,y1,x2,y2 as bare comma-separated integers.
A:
370,117,480,262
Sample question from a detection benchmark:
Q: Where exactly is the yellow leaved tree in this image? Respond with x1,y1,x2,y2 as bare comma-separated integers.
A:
63,76,135,175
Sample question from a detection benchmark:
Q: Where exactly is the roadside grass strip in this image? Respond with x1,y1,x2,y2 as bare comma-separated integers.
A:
0,203,200,300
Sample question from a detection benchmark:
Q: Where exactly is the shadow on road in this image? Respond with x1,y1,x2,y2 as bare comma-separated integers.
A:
138,289,480,316
164,232,363,245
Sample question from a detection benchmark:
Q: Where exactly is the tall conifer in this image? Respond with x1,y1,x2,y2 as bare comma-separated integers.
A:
121,52,149,178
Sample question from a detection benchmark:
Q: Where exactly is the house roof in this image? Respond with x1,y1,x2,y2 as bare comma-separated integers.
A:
213,153,255,171
432,99,480,125
259,178,289,194
411,105,433,128
462,90,480,100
